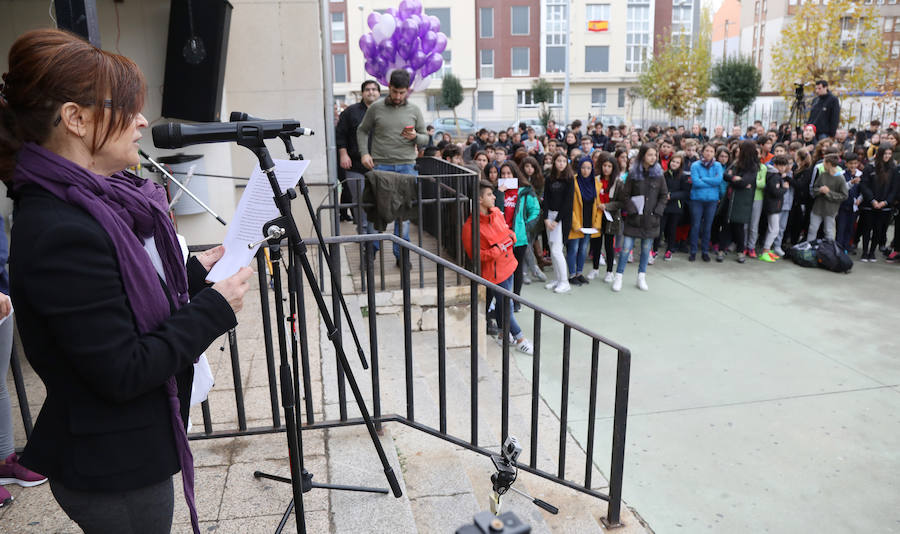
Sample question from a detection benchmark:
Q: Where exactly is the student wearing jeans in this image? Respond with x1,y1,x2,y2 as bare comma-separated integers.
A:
807,154,849,241
758,155,791,262
612,144,668,292
462,182,534,354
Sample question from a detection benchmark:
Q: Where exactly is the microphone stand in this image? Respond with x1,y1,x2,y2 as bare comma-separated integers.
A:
138,149,228,226
234,135,401,534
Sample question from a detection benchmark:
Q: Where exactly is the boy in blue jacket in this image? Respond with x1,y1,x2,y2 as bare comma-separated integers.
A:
836,152,862,253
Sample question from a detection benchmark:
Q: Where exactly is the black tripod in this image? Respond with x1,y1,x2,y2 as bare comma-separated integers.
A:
789,83,807,136
234,134,401,534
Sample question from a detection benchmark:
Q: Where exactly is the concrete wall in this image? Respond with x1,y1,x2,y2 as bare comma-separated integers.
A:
0,0,331,245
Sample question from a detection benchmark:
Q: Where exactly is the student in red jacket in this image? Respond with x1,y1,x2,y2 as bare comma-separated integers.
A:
463,181,534,354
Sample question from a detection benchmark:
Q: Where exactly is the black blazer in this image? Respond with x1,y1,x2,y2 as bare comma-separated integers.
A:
9,185,236,492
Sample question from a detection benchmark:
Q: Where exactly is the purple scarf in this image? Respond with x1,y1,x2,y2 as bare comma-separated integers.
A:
13,143,200,534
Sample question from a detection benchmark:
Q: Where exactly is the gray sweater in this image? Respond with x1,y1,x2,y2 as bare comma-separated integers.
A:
811,168,849,217
356,98,429,165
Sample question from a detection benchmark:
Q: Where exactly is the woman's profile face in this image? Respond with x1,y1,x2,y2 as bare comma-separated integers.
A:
566,133,576,144
488,165,498,182
92,109,148,175
601,161,613,177
523,162,535,176
884,149,893,162
500,165,513,179
643,148,658,167
474,154,488,169
617,154,627,170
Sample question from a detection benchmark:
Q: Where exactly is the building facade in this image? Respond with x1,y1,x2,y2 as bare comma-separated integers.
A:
330,0,676,129
738,0,900,93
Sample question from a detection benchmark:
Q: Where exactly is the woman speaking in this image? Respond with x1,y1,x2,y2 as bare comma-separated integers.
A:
0,29,252,533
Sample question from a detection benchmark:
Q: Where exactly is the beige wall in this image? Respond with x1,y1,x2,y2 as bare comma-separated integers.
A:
0,0,330,245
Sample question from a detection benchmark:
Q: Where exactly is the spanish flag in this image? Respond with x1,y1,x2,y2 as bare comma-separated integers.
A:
588,20,609,32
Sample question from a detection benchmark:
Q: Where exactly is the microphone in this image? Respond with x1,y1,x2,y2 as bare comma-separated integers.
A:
152,120,303,149
230,111,314,136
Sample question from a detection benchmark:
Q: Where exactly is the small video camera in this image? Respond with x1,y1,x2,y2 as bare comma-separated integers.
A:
455,511,531,534
501,436,522,464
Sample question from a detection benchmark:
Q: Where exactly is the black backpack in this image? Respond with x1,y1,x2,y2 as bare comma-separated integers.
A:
815,238,853,273
791,240,820,268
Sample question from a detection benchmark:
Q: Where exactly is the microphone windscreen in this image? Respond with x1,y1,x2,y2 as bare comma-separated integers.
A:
152,123,181,149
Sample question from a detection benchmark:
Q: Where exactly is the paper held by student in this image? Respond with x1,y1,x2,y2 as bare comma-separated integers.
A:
631,194,645,215
206,159,310,283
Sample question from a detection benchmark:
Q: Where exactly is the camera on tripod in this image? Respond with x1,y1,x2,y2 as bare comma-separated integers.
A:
794,82,805,101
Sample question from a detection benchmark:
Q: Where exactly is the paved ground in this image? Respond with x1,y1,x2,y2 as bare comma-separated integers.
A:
514,249,900,534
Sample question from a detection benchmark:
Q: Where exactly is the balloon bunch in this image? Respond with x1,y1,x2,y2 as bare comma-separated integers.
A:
358,0,447,93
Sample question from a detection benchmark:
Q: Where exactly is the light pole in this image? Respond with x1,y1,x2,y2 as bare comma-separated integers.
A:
723,19,732,60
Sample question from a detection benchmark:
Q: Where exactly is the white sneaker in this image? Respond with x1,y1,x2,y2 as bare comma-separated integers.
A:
587,269,601,280
648,252,656,265
637,272,649,291
544,280,558,290
553,281,572,294
532,268,548,282
611,273,623,292
773,247,786,257
522,274,532,285
515,338,534,355
599,254,606,266
603,271,615,283
628,251,634,263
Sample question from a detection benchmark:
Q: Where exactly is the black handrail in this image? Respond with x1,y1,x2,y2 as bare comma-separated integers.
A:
10,232,632,528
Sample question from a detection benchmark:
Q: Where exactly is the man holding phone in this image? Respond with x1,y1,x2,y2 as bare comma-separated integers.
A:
357,69,429,267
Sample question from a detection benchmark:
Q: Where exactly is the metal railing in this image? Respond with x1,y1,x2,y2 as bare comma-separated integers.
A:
315,158,481,292
9,232,632,527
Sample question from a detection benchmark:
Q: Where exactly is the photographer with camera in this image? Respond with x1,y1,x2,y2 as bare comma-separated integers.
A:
807,80,840,141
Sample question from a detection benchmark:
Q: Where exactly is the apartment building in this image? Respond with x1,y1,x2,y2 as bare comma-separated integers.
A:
739,0,900,92
711,0,741,61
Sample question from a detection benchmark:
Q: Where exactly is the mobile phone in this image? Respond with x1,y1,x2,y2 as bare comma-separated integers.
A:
403,125,414,132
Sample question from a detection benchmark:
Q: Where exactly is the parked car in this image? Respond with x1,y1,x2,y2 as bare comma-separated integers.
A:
507,118,545,137
430,117,478,142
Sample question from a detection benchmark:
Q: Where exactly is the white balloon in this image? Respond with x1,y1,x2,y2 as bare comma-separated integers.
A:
372,14,397,44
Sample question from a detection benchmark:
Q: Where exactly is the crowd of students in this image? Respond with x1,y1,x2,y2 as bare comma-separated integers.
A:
458,118,899,349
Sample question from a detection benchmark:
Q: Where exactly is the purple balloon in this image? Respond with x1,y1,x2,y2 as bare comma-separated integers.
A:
367,12,380,30
423,52,443,76
385,7,398,18
433,33,447,54
410,50,427,69
373,57,388,77
428,15,441,33
365,60,379,77
409,0,422,14
417,16,430,38
421,30,437,53
399,19,419,40
359,34,376,57
398,0,415,19
379,40,396,62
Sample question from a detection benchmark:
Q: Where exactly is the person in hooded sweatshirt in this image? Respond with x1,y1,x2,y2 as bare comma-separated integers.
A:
462,181,534,354
611,143,668,292
807,153,849,243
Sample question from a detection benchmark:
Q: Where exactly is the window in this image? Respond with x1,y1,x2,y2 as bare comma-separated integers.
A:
585,46,609,72
892,41,900,59
425,8,451,37
478,91,494,110
626,0,651,73
592,88,607,106
895,16,900,31
618,88,626,107
888,17,894,32
517,89,563,107
333,54,347,83
512,6,530,35
672,4,693,38
586,4,610,29
426,95,451,111
512,47,530,76
480,8,494,38
331,12,345,43
545,0,567,72
480,49,494,78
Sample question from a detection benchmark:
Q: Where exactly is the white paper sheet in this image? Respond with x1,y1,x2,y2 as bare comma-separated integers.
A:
604,210,613,222
207,159,310,282
631,195,645,215
499,178,519,190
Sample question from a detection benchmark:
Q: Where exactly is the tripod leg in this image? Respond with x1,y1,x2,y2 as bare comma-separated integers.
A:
292,246,403,498
275,499,295,534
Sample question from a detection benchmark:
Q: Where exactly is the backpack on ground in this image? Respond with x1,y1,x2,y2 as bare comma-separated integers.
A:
790,240,819,268
815,238,853,273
